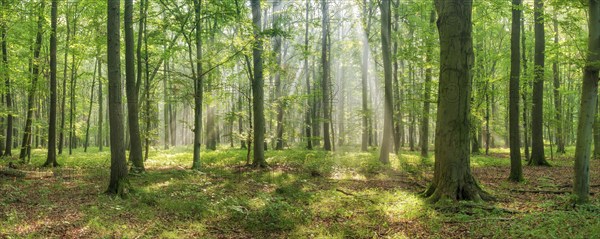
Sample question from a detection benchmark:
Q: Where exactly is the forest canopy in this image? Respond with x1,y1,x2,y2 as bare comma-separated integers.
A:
0,0,599,238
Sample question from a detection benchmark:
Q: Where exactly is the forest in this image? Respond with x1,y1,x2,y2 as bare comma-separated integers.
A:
0,0,599,238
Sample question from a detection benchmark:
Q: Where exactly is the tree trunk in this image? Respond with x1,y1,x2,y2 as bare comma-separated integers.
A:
594,100,600,159
360,0,371,152
552,17,565,154
68,4,78,155
125,0,145,173
98,58,103,151
20,1,44,161
58,4,69,156
251,0,266,167
304,0,312,150
521,13,530,162
420,9,435,158
192,0,203,170
378,0,393,164
44,0,59,167
321,0,332,151
84,60,97,153
509,0,523,182
424,0,491,203
529,0,550,166
573,0,600,204
392,7,401,154
1,0,12,157
106,0,129,197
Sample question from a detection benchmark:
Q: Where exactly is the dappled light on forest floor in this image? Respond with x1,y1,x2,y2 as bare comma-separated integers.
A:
1,147,599,238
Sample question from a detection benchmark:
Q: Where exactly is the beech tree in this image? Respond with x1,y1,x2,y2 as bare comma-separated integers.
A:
106,0,129,197
573,0,600,204
509,0,523,182
424,0,491,203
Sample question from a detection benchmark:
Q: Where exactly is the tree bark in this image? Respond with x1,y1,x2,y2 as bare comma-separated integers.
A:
321,0,332,151
98,58,103,151
84,60,97,153
68,3,78,155
192,0,203,170
552,17,565,154
360,0,371,152
106,0,129,197
379,0,393,164
424,0,491,203
251,0,266,167
19,1,44,161
529,0,550,166
509,0,523,182
1,0,12,157
44,0,59,167
420,9,435,158
125,0,145,172
521,15,530,162
304,0,312,150
573,0,600,204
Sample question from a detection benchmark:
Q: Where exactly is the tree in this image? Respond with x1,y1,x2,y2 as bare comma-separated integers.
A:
192,0,203,170
1,0,12,157
360,0,372,152
44,0,59,167
20,0,45,161
321,0,332,151
273,0,284,150
552,17,565,154
420,9,435,158
509,0,523,182
59,3,70,155
529,0,550,166
251,0,267,167
106,0,129,197
304,0,312,150
378,0,393,164
424,0,491,203
573,0,600,204
125,0,145,173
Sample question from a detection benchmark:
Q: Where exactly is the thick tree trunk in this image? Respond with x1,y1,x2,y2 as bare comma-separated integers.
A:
125,0,145,173
44,0,59,167
424,0,491,203
251,0,266,167
530,0,550,166
106,0,129,197
509,0,523,182
379,0,393,164
573,0,600,204
20,1,44,161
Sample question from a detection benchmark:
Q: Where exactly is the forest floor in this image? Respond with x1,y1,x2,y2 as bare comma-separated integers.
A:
1,146,599,238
